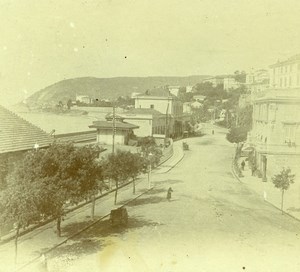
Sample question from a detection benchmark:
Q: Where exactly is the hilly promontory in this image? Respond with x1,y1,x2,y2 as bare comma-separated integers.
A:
25,76,210,106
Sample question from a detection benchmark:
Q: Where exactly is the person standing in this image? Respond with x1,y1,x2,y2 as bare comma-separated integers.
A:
167,187,173,201
241,160,245,171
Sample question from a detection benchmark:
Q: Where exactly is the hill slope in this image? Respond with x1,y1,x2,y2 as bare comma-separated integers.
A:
26,76,210,105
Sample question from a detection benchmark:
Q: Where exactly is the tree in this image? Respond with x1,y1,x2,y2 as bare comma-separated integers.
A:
226,126,248,143
67,99,73,110
126,153,144,194
7,142,104,237
0,179,40,264
105,150,131,205
272,168,295,214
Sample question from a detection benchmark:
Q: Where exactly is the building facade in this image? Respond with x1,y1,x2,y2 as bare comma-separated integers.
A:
248,55,300,180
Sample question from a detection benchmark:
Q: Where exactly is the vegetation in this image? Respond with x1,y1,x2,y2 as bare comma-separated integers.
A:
226,126,248,143
26,76,210,106
0,143,104,238
272,168,295,214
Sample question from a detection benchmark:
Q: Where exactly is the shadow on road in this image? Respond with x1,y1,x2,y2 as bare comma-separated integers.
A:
47,215,160,261
155,179,183,185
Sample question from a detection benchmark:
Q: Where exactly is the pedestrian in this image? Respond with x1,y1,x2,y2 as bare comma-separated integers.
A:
212,129,214,135
167,187,173,201
251,165,256,176
39,254,48,272
241,160,245,171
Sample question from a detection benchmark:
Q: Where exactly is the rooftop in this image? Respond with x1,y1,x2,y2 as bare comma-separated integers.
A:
270,54,300,68
89,120,139,130
124,108,165,116
0,105,53,154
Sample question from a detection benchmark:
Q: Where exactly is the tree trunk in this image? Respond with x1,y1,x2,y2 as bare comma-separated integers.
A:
56,216,61,237
91,194,96,220
114,180,118,205
14,224,20,265
281,190,284,215
133,177,136,194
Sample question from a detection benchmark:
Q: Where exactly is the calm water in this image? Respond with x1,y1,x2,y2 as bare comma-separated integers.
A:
17,111,107,134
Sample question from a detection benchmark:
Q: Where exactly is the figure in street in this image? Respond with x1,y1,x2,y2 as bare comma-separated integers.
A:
167,187,173,201
241,160,245,171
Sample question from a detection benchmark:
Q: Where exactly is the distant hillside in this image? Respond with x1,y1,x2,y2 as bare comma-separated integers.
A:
25,76,210,106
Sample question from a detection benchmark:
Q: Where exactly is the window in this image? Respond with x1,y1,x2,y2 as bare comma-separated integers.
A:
289,76,292,86
150,104,154,109
284,125,296,144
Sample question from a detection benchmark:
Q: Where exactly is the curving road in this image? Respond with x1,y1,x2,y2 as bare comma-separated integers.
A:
46,127,300,272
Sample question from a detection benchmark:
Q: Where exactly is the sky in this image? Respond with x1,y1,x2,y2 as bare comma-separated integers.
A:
0,0,300,105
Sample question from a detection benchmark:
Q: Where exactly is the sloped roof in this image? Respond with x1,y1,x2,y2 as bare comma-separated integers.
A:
137,88,176,98
89,120,139,130
125,108,165,116
0,105,53,154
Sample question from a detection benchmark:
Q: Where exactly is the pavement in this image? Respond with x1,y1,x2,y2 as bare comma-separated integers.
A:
30,127,300,272
235,157,300,221
0,140,184,272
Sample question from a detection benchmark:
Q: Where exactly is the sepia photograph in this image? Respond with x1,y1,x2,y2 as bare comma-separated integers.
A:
0,0,300,271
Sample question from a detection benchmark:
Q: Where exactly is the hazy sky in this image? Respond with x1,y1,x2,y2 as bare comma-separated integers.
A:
0,0,300,105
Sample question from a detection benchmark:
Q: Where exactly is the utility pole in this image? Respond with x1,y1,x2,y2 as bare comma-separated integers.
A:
112,103,116,154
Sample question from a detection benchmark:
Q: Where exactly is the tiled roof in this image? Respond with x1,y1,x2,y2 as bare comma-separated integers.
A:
55,130,97,143
0,105,53,154
89,120,139,130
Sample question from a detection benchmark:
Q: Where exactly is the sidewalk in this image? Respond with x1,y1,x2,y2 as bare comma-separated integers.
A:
0,141,185,272
234,157,300,221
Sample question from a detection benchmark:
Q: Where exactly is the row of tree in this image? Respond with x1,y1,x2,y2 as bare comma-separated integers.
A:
0,140,162,256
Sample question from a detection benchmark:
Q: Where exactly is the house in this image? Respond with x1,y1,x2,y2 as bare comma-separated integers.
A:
193,95,206,103
0,105,53,186
76,95,92,104
202,76,224,87
223,77,241,91
89,115,139,145
168,86,180,97
247,55,300,180
135,88,189,138
120,108,166,138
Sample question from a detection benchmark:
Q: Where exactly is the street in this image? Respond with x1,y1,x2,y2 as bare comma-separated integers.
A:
44,128,300,272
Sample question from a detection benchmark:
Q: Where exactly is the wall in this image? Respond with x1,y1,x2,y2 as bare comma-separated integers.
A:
96,130,125,145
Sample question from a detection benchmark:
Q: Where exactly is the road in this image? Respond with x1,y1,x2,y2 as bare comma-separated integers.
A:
42,127,300,272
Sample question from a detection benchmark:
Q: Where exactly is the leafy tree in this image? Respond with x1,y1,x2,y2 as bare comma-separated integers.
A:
7,143,104,237
272,168,295,214
0,154,9,189
67,99,73,110
126,152,144,194
226,126,248,143
0,178,40,264
105,150,131,205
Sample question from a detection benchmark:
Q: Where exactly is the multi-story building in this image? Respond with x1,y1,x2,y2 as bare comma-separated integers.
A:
269,54,300,89
246,69,270,102
202,76,224,87
135,88,189,138
247,55,300,180
223,77,241,91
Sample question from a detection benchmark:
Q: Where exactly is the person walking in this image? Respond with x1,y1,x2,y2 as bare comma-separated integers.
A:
167,187,173,201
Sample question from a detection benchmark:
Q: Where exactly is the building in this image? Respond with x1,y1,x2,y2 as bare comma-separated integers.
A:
89,115,139,145
202,76,224,87
76,95,92,104
135,88,188,138
0,105,53,186
168,86,180,97
193,95,206,103
246,69,270,101
223,77,241,91
186,86,193,93
247,55,300,180
120,108,166,138
269,54,300,89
